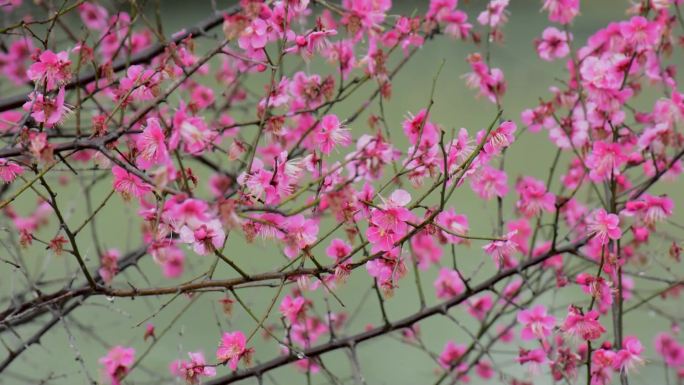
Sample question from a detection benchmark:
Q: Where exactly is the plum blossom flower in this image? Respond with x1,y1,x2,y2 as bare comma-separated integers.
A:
402,109,440,146
179,219,225,256
622,194,674,226
471,165,508,200
279,295,307,322
591,348,616,385
435,208,469,244
536,27,571,61
517,304,556,340
23,87,69,127
467,294,493,320
576,273,614,311
654,332,684,367
434,268,465,299
27,50,71,90
315,114,351,154
517,348,547,373
464,53,507,104
483,121,517,156
170,352,216,384
586,208,621,245
282,215,319,258
483,231,518,269
585,141,628,182
443,11,472,40
542,0,579,24
613,336,643,374
238,18,272,51
438,341,466,369
99,249,120,284
515,176,555,218
561,306,605,341
78,2,109,30
620,16,660,51
477,0,509,28
366,190,413,253
326,238,352,261
99,346,135,385
111,166,152,200
0,159,23,183
216,331,252,370
136,117,169,169
118,65,159,102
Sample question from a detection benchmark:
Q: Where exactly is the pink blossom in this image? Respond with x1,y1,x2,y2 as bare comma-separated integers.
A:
78,2,109,30
438,341,466,369
282,215,319,258
470,166,508,200
475,360,494,379
434,268,465,299
620,16,660,51
576,273,614,310
316,114,351,154
507,218,531,254
179,219,225,256
326,238,352,261
99,346,135,385
170,351,216,384
411,230,442,269
366,190,413,253
517,348,547,373
517,304,556,340
366,255,407,295
341,0,391,34
542,0,579,24
118,65,159,102
613,336,643,373
483,231,518,269
190,85,215,109
426,0,457,21
586,208,621,245
403,109,440,146
515,176,555,218
136,117,169,169
99,249,120,284
27,50,71,90
464,53,507,104
23,87,69,127
443,11,472,40
151,245,185,278
28,131,53,163
585,141,629,182
0,159,23,183
654,332,684,367
238,18,272,51
623,194,674,226
435,208,469,244
591,348,616,385
477,0,509,28
561,306,605,341
216,331,251,370
483,121,516,156
536,27,571,61
112,166,152,200
280,295,307,322
467,294,493,320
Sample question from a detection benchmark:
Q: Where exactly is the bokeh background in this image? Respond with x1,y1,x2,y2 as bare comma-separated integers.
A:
1,1,683,384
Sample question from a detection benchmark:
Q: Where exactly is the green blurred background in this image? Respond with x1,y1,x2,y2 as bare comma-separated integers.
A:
1,1,683,384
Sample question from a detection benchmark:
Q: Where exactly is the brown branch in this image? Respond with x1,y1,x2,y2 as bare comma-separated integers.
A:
204,239,586,385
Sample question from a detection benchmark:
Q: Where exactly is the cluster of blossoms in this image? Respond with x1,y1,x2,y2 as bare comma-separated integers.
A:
0,0,683,384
